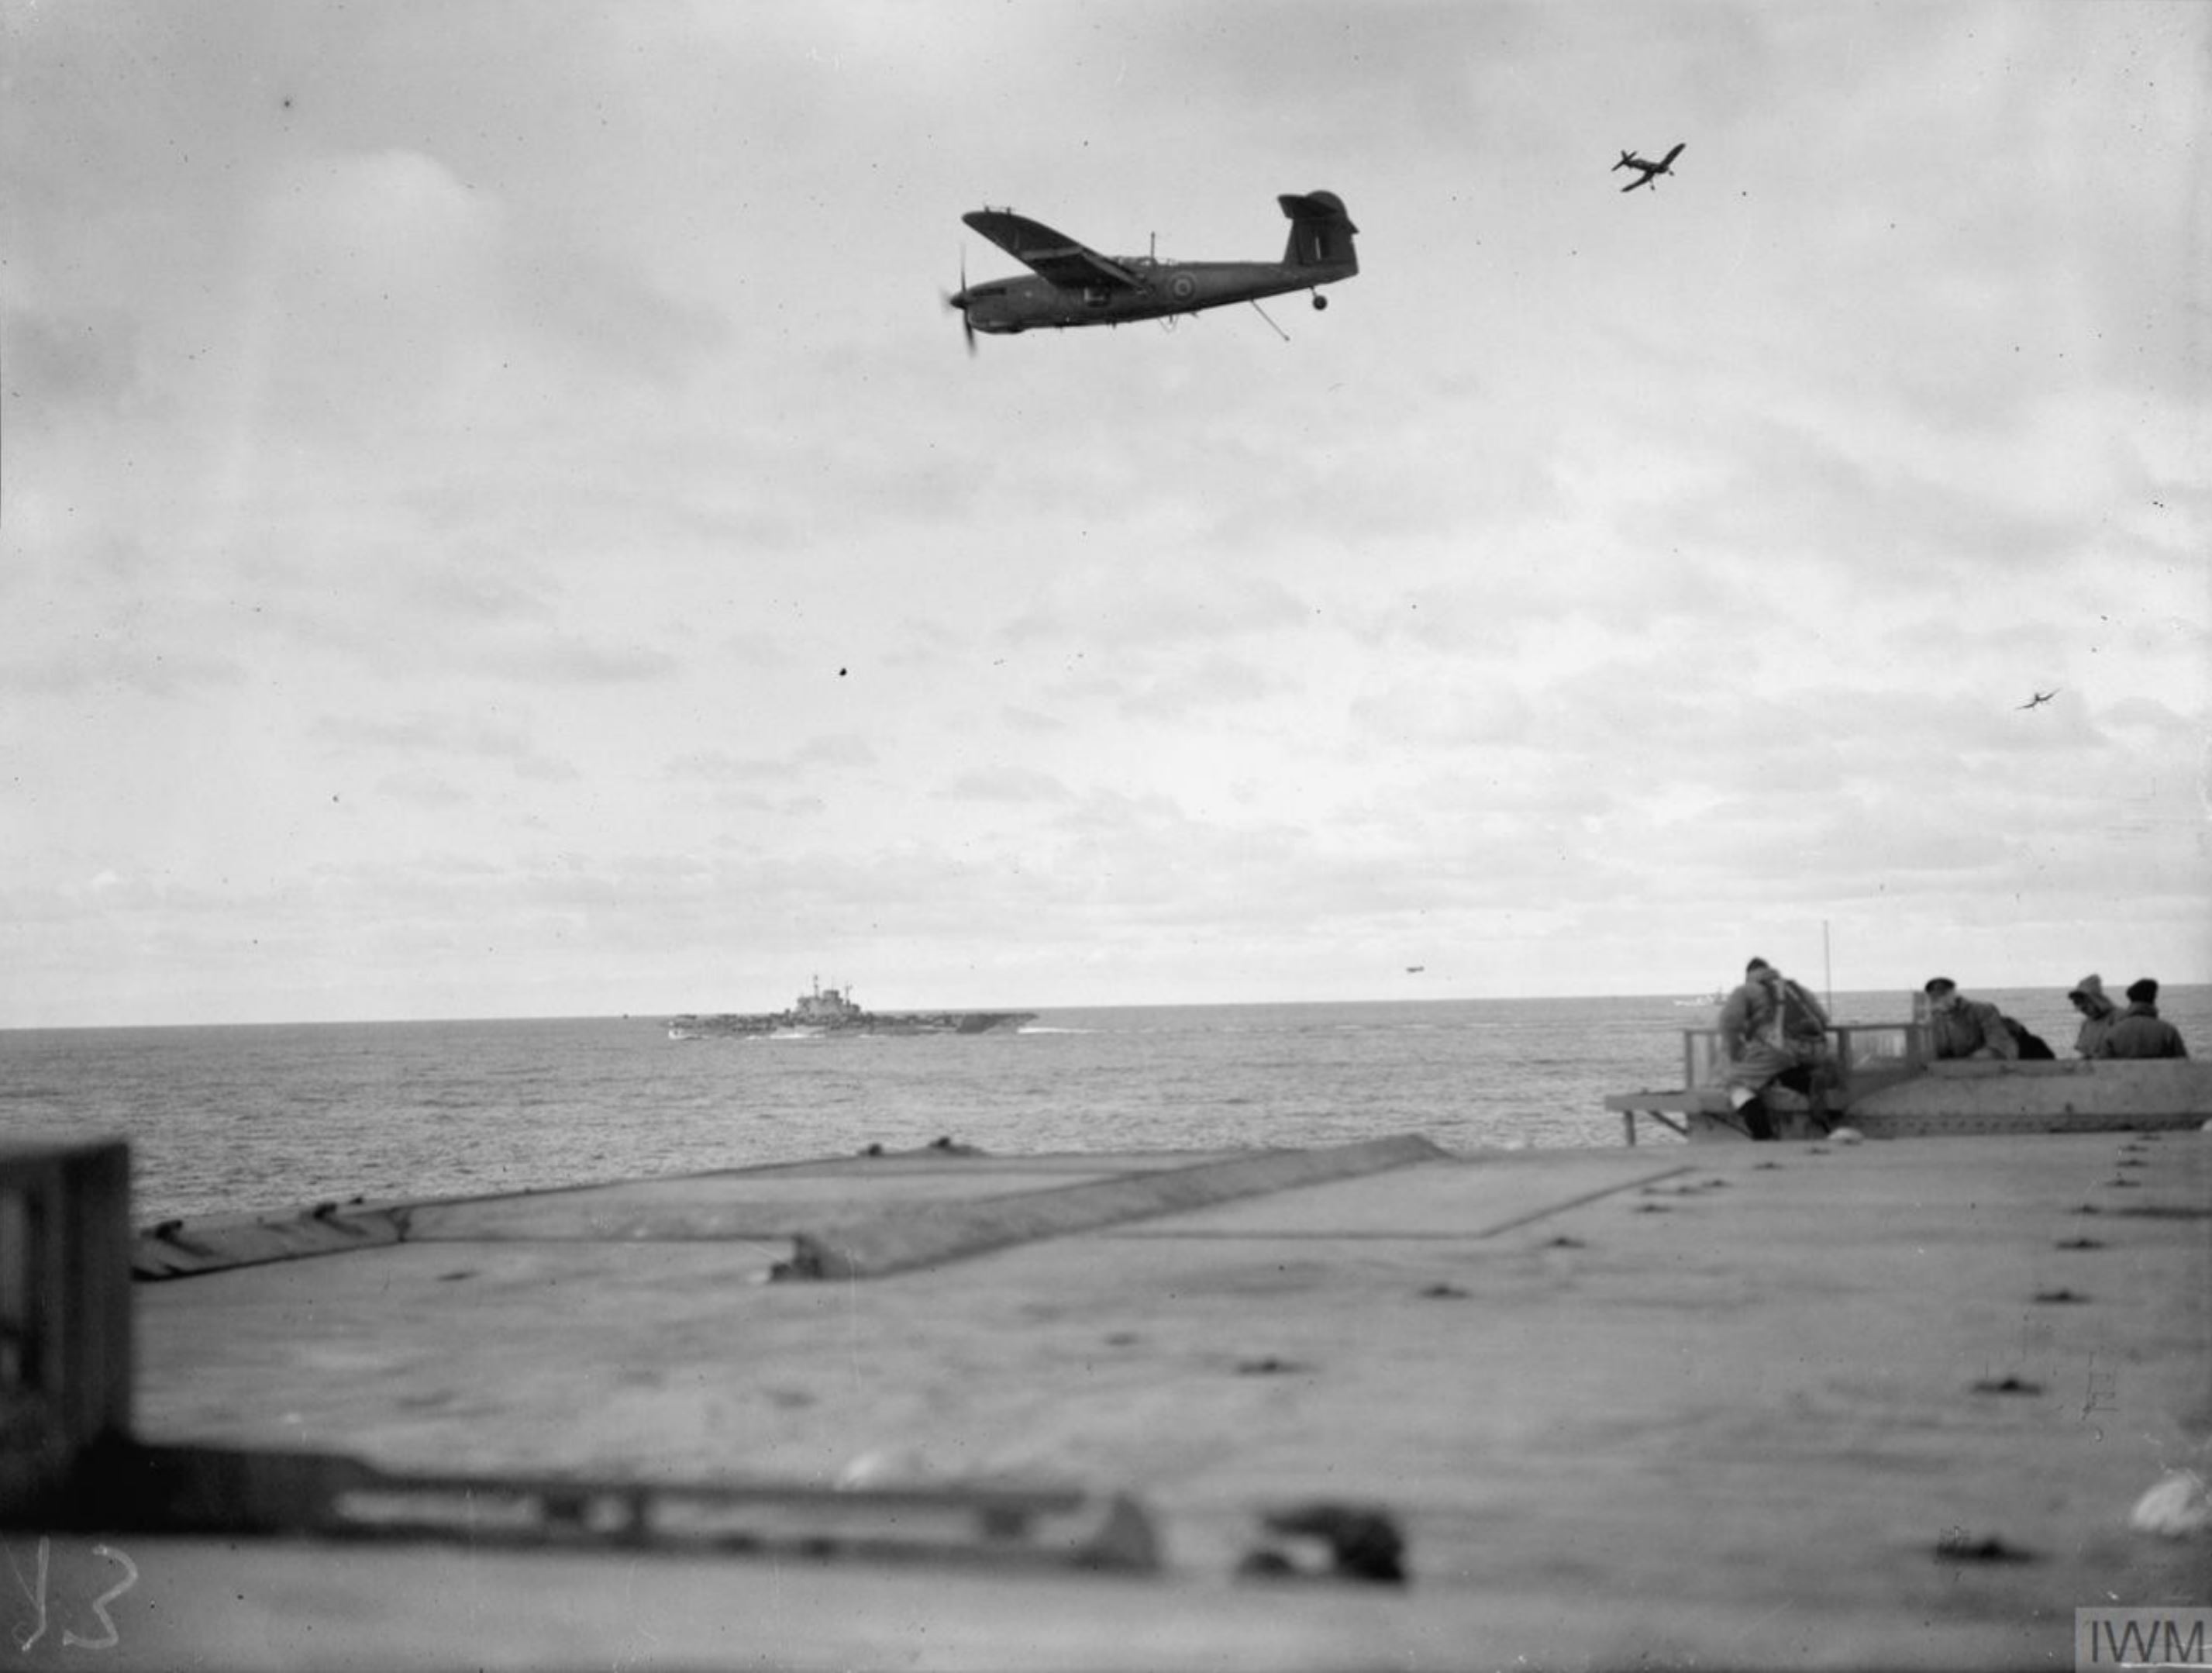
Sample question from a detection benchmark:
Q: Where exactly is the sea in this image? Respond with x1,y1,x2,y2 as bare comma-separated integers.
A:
4,986,2205,1229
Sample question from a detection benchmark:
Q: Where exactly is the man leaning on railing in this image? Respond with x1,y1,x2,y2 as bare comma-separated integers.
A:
1921,978,2019,1061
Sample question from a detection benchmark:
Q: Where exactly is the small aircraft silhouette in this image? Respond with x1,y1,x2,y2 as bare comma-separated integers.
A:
2017,688,2060,710
946,191,1359,350
1612,143,1686,192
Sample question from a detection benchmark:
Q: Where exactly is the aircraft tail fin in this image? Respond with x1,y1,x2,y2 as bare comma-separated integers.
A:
1278,191,1359,274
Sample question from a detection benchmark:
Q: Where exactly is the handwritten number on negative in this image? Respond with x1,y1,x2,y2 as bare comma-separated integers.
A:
6,1538,138,1653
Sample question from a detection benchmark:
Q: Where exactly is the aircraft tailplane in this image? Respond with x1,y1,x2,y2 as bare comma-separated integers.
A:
1278,191,1359,273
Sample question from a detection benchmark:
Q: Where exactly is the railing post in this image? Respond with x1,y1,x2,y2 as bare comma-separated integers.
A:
0,1140,133,1523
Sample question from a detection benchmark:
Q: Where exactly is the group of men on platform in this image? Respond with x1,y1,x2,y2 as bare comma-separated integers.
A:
1923,973,2187,1061
1714,959,2189,1142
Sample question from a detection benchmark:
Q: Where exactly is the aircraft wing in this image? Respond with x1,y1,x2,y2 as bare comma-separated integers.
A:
962,210,1144,291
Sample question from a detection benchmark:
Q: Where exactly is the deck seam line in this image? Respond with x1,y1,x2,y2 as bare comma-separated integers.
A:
1469,1163,1700,1237
1101,1163,1698,1243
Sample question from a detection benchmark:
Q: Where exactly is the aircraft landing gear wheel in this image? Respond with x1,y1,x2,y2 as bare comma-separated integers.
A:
1312,294,1328,311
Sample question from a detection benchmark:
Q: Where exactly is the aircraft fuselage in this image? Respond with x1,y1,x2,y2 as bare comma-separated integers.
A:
954,258,1353,335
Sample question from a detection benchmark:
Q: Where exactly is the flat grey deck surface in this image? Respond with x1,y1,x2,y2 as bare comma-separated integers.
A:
36,1133,2212,1668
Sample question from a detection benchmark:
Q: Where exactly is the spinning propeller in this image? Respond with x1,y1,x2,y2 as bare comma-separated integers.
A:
942,248,977,357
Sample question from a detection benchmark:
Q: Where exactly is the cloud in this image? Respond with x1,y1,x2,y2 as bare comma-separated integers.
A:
375,768,474,809
944,766,1075,805
209,145,722,452
313,711,579,780
4,307,143,413
0,633,247,699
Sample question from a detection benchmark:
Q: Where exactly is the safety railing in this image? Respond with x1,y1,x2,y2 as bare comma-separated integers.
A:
1681,1023,1931,1090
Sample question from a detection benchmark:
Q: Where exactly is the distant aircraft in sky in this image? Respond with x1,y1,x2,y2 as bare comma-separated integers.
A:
2017,688,2060,710
1612,143,1686,192
945,190,1359,350
1406,965,1425,974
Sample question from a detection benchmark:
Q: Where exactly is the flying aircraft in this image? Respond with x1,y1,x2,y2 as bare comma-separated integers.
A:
946,190,1359,350
2017,688,2060,710
1612,143,1686,192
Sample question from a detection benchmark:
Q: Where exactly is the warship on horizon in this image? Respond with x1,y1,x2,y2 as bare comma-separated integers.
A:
668,978,1037,1040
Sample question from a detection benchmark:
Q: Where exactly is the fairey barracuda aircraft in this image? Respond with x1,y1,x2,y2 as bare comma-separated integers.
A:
946,190,1359,349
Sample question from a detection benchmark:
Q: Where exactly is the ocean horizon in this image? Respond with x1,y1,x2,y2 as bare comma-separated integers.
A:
5,985,2203,1230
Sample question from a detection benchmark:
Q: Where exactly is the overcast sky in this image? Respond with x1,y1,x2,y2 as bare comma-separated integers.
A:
3,1,2206,1026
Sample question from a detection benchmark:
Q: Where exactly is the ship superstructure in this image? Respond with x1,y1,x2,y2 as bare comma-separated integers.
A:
669,976,1035,1040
